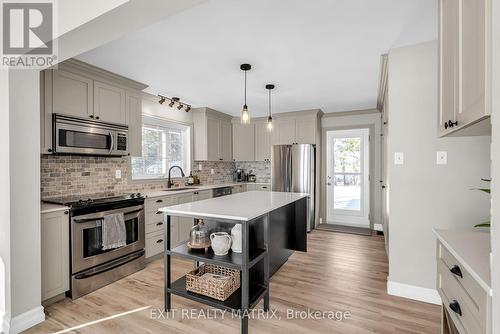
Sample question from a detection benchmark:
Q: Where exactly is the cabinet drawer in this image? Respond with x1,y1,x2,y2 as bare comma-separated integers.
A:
438,242,487,311
145,210,165,234
438,261,484,334
145,196,175,213
146,230,166,258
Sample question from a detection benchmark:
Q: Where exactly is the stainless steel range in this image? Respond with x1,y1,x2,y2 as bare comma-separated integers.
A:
46,193,146,299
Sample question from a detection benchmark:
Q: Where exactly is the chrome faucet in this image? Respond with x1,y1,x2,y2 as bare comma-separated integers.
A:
167,165,185,188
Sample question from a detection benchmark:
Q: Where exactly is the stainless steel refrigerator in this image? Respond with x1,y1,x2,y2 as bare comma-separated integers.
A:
272,144,315,231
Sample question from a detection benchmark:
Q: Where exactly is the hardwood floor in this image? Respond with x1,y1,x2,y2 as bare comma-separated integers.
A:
25,231,441,334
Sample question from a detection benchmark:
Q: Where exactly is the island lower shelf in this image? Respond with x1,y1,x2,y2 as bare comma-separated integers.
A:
169,275,268,311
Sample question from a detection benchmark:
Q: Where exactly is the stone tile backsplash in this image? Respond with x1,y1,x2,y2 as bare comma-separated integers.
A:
41,156,272,199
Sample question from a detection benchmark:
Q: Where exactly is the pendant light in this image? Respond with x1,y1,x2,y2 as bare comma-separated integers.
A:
265,84,275,131
240,64,251,124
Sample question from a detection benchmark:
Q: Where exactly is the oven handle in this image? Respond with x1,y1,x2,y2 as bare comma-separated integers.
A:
72,205,144,222
108,132,114,155
73,250,144,280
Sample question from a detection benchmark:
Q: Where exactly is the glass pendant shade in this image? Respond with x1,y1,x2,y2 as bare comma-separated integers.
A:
241,105,250,124
267,116,273,131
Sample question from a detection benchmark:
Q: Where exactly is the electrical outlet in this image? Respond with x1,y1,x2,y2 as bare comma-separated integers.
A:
198,163,202,171
394,152,404,165
115,170,122,179
436,151,447,165
211,168,215,175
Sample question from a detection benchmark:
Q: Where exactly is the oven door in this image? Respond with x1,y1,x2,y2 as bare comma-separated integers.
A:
71,205,145,274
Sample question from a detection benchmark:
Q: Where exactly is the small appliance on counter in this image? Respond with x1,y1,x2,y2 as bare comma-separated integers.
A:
188,220,211,250
233,169,248,182
247,170,256,183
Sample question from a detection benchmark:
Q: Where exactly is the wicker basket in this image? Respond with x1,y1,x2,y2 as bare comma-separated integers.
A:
185,264,240,301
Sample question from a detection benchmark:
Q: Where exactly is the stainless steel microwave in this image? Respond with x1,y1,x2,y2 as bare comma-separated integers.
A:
52,114,129,156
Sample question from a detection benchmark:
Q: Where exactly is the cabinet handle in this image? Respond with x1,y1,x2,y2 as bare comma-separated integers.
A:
64,210,69,215
48,148,52,153
90,115,94,119
449,300,462,316
156,199,163,203
156,239,163,244
450,265,463,278
156,211,162,215
156,222,163,226
219,158,223,161
95,116,100,120
194,191,199,195
262,186,267,189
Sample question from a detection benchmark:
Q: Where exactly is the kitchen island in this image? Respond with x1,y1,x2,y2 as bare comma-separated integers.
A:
159,191,309,334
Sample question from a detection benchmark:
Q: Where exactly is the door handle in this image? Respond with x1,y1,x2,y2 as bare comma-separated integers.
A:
108,132,114,154
327,182,332,186
450,265,463,278
449,300,462,316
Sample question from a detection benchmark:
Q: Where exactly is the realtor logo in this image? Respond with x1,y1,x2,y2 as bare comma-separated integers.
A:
1,0,57,68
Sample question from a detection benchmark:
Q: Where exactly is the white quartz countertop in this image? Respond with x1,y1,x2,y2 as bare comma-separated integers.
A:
41,202,69,214
433,229,492,295
159,191,309,221
143,182,270,198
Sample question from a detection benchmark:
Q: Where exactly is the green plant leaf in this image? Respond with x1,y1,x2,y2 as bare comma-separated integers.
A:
471,188,491,194
474,222,491,228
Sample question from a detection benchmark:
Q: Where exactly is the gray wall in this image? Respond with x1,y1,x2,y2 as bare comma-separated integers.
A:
387,41,491,293
321,110,382,230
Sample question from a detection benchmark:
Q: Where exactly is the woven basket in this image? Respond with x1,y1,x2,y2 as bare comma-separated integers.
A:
186,264,240,301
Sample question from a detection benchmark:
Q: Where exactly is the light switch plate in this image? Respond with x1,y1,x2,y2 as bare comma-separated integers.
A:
211,168,215,175
436,151,447,165
115,170,122,179
394,152,404,165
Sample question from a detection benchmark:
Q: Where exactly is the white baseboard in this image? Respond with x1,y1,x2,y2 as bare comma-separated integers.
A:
1,313,10,334
387,280,441,305
6,306,45,334
374,223,383,231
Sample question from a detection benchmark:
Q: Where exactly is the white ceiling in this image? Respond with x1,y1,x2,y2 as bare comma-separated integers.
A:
77,0,437,116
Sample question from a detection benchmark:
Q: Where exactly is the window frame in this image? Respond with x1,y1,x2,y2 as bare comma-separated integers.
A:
130,115,193,181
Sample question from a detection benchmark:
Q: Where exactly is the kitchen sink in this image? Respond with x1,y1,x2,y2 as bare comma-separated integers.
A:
163,187,200,192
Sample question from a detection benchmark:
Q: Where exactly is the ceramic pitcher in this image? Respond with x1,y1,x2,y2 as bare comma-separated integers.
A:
210,232,232,256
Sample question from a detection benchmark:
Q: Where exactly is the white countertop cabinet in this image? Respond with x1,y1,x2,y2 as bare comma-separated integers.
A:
434,229,492,334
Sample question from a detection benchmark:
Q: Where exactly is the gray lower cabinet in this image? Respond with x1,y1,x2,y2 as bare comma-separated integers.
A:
41,210,70,301
145,190,213,258
246,184,271,191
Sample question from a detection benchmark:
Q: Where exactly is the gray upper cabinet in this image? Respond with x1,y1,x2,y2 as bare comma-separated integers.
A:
52,70,93,119
232,122,255,161
295,115,317,144
93,80,126,123
193,108,233,161
274,117,296,145
41,59,147,154
254,120,271,161
439,0,491,136
126,92,142,157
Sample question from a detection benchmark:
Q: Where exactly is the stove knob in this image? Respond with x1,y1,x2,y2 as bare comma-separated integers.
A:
130,193,135,198
136,193,142,197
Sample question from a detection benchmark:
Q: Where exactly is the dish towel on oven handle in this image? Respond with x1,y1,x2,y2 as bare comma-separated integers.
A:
102,212,127,250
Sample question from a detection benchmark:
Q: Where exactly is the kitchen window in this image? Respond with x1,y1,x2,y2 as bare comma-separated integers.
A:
131,117,191,180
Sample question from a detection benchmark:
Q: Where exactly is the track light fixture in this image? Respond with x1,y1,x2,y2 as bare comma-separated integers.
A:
158,95,191,112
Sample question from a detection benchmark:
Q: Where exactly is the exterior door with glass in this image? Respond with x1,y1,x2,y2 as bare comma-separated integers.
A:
326,128,370,228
